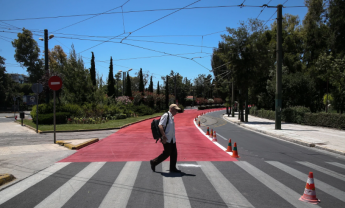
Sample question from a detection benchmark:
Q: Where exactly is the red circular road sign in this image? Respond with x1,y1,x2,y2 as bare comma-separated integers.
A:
48,76,62,91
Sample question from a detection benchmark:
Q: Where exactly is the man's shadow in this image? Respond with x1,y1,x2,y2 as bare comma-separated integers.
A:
155,170,196,177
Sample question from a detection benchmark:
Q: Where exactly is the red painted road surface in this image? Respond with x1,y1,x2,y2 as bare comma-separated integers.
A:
60,109,238,162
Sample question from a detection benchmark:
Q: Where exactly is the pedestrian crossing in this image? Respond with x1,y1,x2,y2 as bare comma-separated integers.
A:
1,160,345,208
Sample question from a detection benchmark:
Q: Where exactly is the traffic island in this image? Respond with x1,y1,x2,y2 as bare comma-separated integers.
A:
0,174,16,186
56,138,99,150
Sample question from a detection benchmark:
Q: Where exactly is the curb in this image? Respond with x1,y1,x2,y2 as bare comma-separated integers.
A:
0,174,16,186
57,138,99,150
16,115,161,134
222,115,345,156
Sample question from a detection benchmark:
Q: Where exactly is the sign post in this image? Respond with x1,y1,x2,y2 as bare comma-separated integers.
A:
32,83,43,133
48,76,62,144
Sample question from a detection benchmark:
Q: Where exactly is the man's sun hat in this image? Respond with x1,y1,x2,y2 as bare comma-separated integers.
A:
169,104,181,110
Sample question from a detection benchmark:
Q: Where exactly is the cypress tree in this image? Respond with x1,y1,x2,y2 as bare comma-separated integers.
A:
125,72,132,97
149,76,153,92
107,57,115,98
90,52,96,87
157,81,160,95
165,76,169,109
139,68,144,95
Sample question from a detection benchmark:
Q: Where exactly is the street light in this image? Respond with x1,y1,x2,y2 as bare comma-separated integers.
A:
39,29,54,104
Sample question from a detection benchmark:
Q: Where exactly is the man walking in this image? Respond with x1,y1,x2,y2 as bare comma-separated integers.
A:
150,104,181,173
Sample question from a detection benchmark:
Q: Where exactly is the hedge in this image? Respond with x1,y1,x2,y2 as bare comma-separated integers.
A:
33,112,71,125
198,105,225,110
250,107,345,130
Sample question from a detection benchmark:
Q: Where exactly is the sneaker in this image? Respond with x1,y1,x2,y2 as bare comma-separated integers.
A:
150,160,156,172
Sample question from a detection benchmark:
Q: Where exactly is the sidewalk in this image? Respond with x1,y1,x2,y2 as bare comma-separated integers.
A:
222,112,345,156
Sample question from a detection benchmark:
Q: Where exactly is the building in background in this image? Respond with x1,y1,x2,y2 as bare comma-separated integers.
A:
8,73,29,84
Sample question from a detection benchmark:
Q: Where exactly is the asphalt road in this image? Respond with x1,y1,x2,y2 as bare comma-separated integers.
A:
1,110,345,208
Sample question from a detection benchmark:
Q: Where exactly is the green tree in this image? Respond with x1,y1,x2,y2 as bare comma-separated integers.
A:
327,0,345,57
90,52,96,87
165,76,169,108
148,76,153,92
316,52,345,113
139,68,144,95
157,81,160,94
125,72,132,97
12,28,44,83
107,57,115,98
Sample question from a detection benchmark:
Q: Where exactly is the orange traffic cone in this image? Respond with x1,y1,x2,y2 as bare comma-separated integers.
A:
195,117,197,121
210,129,213,138
212,131,217,142
206,127,210,135
198,121,200,126
299,172,320,204
226,139,232,152
232,142,239,158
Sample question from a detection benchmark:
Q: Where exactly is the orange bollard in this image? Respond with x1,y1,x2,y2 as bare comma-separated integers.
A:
198,121,200,126
226,139,232,152
232,142,240,158
206,127,210,135
299,172,320,204
210,129,213,137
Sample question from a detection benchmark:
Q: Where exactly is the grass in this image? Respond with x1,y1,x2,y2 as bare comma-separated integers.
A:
18,113,163,132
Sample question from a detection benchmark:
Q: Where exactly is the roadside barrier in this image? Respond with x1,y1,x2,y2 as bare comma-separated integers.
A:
212,131,217,142
232,142,240,158
299,172,320,204
226,139,232,152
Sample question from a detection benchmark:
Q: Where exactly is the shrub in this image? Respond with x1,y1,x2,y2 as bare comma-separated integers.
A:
132,104,155,116
116,96,132,105
185,98,193,106
178,104,184,113
116,114,127,119
31,103,82,121
304,112,345,130
33,112,70,125
282,106,311,124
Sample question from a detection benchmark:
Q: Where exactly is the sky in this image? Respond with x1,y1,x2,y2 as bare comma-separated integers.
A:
0,0,308,87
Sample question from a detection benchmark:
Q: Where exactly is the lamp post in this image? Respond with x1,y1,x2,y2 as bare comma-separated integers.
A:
39,29,54,104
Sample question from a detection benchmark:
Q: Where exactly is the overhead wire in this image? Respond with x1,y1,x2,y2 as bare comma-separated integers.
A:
256,0,273,19
52,0,131,33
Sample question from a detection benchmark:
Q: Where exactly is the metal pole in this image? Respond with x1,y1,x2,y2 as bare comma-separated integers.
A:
232,81,234,117
36,83,38,133
229,74,231,116
53,90,56,143
44,29,49,104
275,4,283,130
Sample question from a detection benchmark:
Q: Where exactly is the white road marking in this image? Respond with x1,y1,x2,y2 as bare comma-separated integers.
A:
35,162,105,208
51,82,60,85
327,162,345,170
297,161,345,182
216,133,228,141
162,162,191,208
267,161,345,203
198,161,254,208
235,161,320,208
99,161,141,208
0,163,70,205
193,119,233,156
177,163,201,167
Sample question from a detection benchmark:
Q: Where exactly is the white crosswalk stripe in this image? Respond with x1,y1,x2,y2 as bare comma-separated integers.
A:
1,160,345,208
198,161,254,208
267,161,345,203
235,161,320,208
0,162,70,205
35,162,105,208
297,161,345,182
99,161,141,208
162,162,191,208
327,162,345,170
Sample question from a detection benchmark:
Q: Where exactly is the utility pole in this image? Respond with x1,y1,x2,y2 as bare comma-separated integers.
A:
245,68,249,122
44,29,49,104
275,4,283,130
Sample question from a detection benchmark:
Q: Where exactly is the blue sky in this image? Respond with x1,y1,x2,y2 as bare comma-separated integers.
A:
0,0,307,87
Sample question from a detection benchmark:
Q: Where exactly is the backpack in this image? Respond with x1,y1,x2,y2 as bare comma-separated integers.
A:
151,112,169,143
